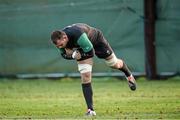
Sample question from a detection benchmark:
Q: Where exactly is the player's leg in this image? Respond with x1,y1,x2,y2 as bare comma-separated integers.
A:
105,53,136,91
94,30,136,91
77,58,96,116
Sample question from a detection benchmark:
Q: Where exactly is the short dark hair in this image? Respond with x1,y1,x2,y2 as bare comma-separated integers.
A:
50,30,65,43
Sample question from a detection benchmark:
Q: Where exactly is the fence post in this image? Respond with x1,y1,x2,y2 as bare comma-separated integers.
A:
144,0,157,79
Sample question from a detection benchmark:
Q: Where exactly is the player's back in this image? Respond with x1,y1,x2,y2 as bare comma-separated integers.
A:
63,23,100,45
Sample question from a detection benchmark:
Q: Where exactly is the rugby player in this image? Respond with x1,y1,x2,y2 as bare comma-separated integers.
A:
50,23,136,116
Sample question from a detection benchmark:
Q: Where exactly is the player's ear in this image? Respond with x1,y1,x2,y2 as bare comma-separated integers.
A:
63,35,68,41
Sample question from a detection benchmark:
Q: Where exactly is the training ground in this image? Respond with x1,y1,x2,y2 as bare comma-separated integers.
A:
0,77,179,119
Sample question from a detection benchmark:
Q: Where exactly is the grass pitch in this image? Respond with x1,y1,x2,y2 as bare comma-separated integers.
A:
0,77,179,119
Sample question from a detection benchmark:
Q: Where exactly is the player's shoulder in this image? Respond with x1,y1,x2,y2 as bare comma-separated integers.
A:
63,23,90,30
63,24,85,37
63,24,80,32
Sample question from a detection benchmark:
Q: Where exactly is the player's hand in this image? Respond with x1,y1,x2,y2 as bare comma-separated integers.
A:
65,48,73,56
72,50,81,60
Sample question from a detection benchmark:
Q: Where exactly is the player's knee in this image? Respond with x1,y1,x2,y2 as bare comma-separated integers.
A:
81,72,91,84
114,59,123,69
105,53,123,69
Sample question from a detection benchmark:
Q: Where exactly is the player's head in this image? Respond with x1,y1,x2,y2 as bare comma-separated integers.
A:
51,30,68,48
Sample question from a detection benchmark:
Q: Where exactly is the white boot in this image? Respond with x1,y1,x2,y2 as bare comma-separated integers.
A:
85,109,96,116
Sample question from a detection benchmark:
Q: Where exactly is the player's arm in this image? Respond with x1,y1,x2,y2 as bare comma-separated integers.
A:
58,48,73,60
76,33,94,61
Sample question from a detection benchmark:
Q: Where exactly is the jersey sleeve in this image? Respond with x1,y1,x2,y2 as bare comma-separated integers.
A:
58,48,73,60
76,33,94,61
77,33,93,52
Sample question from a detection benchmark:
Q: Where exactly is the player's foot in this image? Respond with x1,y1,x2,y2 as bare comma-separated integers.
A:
85,109,96,116
126,74,136,91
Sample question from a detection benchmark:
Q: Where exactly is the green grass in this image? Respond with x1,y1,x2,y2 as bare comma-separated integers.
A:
0,77,180,119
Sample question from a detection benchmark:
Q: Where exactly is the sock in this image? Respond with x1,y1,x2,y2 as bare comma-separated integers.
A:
82,83,94,110
119,62,132,77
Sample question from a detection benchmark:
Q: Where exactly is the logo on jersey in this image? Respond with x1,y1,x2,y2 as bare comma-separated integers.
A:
85,47,90,50
106,50,111,55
